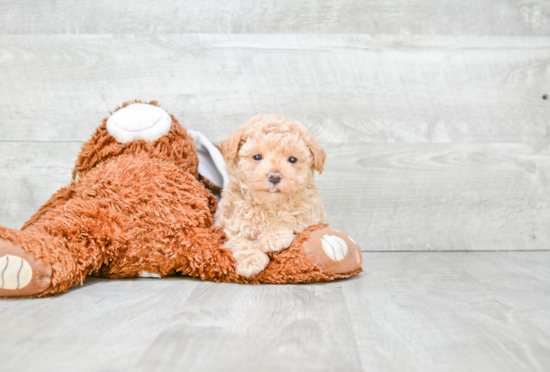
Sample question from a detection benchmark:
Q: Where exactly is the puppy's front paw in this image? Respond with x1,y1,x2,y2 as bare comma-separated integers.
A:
233,249,270,278
259,229,296,253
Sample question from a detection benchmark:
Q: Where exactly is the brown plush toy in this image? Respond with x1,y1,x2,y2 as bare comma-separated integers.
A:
0,101,362,298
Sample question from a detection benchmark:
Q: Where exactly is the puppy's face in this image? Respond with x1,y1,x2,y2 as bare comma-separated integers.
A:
222,115,326,205
238,132,313,203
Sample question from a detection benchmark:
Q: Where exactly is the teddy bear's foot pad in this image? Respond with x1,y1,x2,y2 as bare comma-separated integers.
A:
0,239,52,297
302,227,362,275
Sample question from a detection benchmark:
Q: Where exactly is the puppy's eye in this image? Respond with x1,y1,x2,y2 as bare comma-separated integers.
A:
253,154,263,161
288,157,297,164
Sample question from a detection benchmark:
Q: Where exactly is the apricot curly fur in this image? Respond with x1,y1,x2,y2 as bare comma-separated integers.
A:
216,114,327,277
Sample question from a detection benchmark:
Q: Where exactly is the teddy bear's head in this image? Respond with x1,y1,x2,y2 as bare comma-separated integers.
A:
72,100,197,180
71,101,227,190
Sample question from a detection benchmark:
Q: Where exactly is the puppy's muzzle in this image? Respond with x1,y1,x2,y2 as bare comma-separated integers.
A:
268,172,282,185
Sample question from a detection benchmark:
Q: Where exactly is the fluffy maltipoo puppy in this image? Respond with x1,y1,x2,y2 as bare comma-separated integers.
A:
216,114,326,277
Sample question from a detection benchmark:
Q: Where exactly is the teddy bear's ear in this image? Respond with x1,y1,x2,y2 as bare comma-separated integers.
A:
308,135,327,173
221,128,244,163
188,130,228,189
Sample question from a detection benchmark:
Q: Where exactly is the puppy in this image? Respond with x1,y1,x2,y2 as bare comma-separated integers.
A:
215,114,326,277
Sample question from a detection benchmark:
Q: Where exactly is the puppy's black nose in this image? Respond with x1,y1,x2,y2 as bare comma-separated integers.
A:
268,172,282,185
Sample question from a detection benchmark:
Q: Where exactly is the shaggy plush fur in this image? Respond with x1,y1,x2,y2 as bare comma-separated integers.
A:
0,101,361,298
216,114,327,277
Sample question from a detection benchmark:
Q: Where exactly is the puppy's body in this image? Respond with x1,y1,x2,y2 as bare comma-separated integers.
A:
216,114,326,277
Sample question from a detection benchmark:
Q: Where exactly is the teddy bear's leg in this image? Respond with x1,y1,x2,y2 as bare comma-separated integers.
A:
177,224,363,285
0,174,138,298
0,226,79,297
242,224,363,284
0,182,92,297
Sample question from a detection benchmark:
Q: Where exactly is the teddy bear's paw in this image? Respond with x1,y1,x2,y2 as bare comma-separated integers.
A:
233,249,270,278
107,103,172,143
259,229,295,253
302,227,362,275
0,239,52,297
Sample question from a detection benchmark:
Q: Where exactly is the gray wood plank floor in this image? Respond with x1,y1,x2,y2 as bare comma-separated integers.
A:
1,252,549,372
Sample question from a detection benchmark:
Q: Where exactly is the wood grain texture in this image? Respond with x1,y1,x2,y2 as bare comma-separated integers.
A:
1,0,549,36
0,142,80,229
344,251,550,372
0,252,549,372
134,283,361,372
0,142,547,251
321,142,550,251
0,277,202,371
0,35,548,143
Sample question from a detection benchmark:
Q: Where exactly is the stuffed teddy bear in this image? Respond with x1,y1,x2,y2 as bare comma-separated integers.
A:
0,101,362,298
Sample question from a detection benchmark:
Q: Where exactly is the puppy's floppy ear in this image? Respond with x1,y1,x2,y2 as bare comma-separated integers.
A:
221,128,244,163
308,135,327,173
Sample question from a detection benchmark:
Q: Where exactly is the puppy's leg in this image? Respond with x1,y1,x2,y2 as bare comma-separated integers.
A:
226,238,269,278
259,228,295,253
